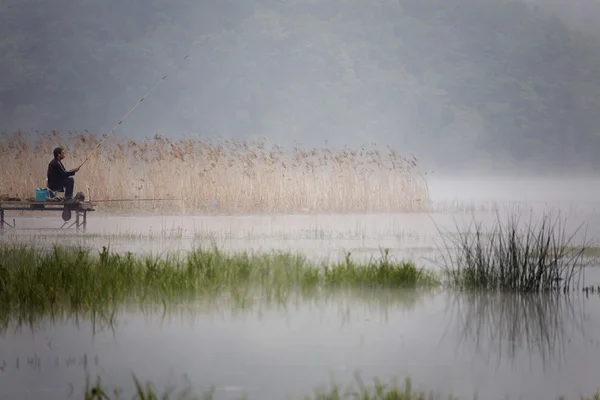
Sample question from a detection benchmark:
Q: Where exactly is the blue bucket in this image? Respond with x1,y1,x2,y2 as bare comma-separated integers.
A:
35,188,48,202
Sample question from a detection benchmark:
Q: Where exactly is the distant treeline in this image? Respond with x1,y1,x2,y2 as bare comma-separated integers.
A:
1,0,599,172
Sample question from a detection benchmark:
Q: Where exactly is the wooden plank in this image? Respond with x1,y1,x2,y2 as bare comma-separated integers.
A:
0,201,94,206
0,208,95,212
0,201,94,230
0,207,94,211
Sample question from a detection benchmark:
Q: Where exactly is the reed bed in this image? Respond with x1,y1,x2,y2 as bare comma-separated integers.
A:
435,211,592,292
0,130,430,213
0,243,439,319
80,373,600,400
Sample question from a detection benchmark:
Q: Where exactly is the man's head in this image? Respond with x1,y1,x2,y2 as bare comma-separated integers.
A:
53,147,65,160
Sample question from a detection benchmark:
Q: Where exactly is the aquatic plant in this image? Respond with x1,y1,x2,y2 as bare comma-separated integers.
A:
322,249,438,289
0,244,438,321
435,210,592,292
0,130,429,213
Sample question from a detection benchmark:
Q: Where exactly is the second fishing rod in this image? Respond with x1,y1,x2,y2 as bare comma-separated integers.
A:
77,36,210,170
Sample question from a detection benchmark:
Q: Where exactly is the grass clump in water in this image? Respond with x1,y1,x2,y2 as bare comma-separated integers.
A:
436,211,592,293
0,244,437,318
324,249,438,289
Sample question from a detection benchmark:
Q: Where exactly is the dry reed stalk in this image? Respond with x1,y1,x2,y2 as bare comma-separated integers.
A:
0,130,431,213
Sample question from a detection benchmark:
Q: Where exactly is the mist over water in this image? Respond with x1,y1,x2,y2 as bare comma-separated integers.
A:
3,0,600,174
2,290,600,400
3,0,600,398
2,174,600,399
2,173,598,269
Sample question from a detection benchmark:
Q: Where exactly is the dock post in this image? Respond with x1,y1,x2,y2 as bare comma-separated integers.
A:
0,209,13,230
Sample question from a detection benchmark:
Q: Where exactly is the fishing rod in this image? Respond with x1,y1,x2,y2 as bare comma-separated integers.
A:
77,35,210,170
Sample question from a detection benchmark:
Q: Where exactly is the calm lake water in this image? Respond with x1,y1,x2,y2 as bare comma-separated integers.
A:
1,176,600,399
1,290,600,400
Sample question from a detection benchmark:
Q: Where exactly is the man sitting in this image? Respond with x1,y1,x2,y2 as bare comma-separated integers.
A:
47,147,80,201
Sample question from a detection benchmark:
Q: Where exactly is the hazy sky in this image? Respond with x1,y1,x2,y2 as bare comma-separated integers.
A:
2,0,599,174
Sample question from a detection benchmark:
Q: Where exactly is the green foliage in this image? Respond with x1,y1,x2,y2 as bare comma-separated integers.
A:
0,243,436,323
323,250,438,289
83,373,206,400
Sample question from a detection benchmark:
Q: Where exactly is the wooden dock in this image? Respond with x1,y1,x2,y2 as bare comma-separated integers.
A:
0,200,95,230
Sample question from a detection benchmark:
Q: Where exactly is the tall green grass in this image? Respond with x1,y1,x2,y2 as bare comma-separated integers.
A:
0,244,438,320
0,209,596,328
435,211,593,292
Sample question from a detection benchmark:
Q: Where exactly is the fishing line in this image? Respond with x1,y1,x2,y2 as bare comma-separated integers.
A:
78,35,210,169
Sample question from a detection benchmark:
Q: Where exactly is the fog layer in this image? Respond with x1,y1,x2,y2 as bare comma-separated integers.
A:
1,0,599,174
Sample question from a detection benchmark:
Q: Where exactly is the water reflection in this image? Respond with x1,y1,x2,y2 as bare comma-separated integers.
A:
445,291,589,370
0,288,433,338
2,289,600,400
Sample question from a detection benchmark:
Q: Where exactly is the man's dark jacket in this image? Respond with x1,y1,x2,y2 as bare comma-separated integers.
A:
47,158,75,190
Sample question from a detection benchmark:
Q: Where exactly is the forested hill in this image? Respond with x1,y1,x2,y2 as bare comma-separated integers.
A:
1,0,600,173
